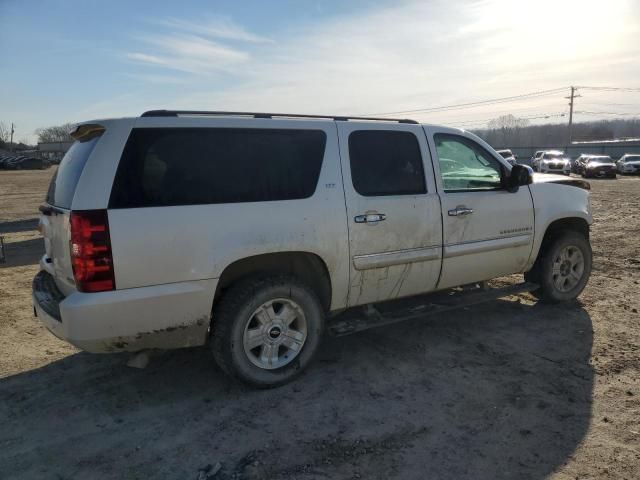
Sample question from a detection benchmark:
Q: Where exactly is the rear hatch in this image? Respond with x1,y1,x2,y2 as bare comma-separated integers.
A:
40,125,104,295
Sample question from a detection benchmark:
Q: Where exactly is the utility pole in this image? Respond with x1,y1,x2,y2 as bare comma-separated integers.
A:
10,123,14,151
565,86,581,146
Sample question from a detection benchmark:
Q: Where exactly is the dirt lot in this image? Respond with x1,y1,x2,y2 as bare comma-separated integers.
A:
0,168,638,479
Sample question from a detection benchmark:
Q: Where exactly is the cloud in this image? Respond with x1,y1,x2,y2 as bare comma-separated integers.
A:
127,52,168,66
155,16,272,43
124,0,640,126
126,34,250,74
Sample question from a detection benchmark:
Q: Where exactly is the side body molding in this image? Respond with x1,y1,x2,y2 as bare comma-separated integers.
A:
353,245,441,270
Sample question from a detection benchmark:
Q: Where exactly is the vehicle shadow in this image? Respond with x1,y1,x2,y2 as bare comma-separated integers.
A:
0,218,39,235
0,237,43,268
0,299,593,480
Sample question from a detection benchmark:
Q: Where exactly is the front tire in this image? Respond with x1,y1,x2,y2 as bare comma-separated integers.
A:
526,232,592,303
211,275,325,387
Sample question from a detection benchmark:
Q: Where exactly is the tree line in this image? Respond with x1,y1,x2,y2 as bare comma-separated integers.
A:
1,121,75,150
472,115,640,148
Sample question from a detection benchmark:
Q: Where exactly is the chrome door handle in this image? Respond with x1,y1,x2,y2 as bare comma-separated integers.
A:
354,213,386,224
448,206,474,217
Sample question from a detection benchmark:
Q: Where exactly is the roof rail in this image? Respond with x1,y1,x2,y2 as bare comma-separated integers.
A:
140,109,418,124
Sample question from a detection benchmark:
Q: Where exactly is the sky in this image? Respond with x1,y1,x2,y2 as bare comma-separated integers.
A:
1,0,639,144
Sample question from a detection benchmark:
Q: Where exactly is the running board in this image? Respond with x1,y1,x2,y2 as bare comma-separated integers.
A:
328,282,539,337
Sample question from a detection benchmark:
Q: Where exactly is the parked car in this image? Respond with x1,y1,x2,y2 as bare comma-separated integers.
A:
581,156,617,178
1,155,49,170
616,154,640,174
573,154,595,174
532,150,571,175
33,111,593,387
531,150,544,165
2,155,26,169
496,149,517,165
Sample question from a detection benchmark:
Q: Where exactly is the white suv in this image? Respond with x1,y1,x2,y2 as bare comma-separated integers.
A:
532,150,572,175
33,110,593,387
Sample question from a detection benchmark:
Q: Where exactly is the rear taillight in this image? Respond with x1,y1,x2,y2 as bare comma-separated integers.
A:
69,210,115,292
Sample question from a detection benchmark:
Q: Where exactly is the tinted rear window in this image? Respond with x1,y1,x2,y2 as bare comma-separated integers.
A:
45,136,101,209
348,130,426,196
109,128,326,208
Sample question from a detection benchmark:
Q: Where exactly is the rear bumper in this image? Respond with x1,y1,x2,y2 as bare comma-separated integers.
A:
32,270,216,353
585,169,616,177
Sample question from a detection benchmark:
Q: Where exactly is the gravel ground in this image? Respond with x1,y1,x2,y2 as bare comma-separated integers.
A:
0,169,638,479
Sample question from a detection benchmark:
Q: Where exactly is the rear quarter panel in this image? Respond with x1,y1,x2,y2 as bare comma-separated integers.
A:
106,117,351,311
72,118,136,210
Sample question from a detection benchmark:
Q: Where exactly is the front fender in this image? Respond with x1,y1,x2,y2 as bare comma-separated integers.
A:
525,182,592,270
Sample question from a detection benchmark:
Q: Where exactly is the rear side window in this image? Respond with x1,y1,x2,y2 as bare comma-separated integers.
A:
109,128,326,208
348,130,426,196
46,136,101,208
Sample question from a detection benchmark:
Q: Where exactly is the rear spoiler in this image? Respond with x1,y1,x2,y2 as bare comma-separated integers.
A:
69,123,105,141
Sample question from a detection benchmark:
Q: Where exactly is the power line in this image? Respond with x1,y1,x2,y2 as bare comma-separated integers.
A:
449,111,567,128
580,101,640,107
576,86,640,92
415,101,569,123
575,110,640,117
366,87,569,116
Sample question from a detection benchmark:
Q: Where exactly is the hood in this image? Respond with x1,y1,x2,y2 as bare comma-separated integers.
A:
587,161,615,167
532,172,590,190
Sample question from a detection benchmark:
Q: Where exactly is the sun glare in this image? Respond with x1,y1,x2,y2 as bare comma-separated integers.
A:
469,0,631,65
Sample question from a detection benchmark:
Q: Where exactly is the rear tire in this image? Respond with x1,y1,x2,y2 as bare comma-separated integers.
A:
525,231,592,303
211,275,325,388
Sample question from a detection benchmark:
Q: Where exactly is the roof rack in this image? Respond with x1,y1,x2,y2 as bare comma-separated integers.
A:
140,110,418,124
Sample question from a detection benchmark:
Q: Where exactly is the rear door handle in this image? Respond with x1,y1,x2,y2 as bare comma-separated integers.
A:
448,206,473,217
354,213,386,224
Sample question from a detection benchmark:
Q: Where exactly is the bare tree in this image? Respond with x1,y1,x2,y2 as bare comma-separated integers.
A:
473,118,640,148
0,121,10,143
486,114,529,130
35,123,75,143
486,114,530,146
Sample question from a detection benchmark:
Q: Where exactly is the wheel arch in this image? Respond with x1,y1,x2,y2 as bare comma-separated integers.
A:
528,216,590,272
214,251,332,313
541,217,590,246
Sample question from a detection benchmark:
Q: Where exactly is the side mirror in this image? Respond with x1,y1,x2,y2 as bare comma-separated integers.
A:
507,164,533,193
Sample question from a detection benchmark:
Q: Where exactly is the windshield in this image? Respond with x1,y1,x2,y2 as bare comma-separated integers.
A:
498,151,512,158
543,153,564,160
589,157,612,163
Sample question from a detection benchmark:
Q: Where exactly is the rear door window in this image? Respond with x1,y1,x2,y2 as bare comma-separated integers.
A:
348,130,426,196
46,136,101,208
109,128,327,208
